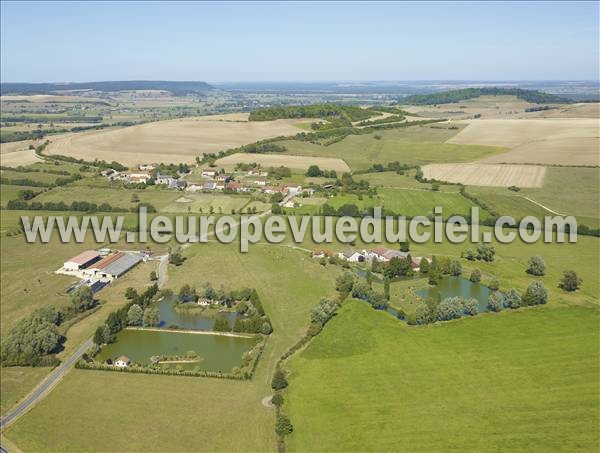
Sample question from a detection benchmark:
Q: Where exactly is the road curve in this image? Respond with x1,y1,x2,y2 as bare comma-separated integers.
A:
0,338,93,430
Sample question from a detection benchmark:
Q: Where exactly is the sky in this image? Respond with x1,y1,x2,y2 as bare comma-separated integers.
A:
1,1,598,82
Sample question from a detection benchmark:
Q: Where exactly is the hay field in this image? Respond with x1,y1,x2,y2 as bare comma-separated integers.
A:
447,118,599,166
422,163,546,187
44,114,308,166
215,153,351,172
0,139,42,166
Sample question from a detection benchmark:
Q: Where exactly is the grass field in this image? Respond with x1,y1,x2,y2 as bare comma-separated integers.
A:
285,301,599,452
0,184,41,207
448,118,599,166
3,243,341,451
1,367,51,416
468,166,600,227
44,114,309,166
276,124,506,171
422,163,546,187
379,188,482,217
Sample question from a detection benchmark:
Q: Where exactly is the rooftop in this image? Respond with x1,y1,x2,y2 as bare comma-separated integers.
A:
66,250,100,265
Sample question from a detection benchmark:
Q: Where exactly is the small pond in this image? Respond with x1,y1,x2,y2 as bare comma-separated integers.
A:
96,329,257,372
416,276,492,312
157,296,238,331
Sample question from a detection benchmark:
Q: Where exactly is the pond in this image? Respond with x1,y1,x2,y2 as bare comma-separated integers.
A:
157,297,238,331
96,329,258,372
416,276,492,313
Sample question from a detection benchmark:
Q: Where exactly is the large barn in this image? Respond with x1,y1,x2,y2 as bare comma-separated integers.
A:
83,252,143,281
63,250,101,271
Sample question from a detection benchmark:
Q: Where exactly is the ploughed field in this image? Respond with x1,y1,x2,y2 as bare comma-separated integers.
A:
422,163,546,187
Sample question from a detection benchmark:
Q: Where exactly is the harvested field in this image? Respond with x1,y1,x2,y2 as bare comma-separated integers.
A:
44,114,308,166
0,140,42,166
447,118,599,166
422,163,546,187
215,153,351,172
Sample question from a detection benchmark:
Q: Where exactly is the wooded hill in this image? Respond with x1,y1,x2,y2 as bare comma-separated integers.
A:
401,87,571,105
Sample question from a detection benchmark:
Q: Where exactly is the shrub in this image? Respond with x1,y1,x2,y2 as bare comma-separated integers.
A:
469,269,481,283
504,288,522,309
558,270,582,292
437,297,463,321
526,256,546,276
449,259,462,276
523,281,548,306
271,392,284,407
487,291,504,312
271,369,288,390
462,298,479,316
275,414,294,436
488,279,500,291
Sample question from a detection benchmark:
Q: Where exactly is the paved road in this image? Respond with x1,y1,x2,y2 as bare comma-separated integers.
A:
0,338,93,430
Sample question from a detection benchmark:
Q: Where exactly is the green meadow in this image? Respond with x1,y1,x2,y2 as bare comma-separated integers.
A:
285,301,599,452
277,125,506,171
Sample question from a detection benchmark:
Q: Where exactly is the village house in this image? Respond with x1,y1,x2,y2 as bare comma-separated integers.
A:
216,174,231,182
138,163,156,171
367,247,409,262
186,183,203,193
311,250,332,259
203,181,217,191
125,172,151,184
201,168,217,178
215,181,226,190
155,173,175,185
253,178,267,186
337,250,366,262
100,168,118,179
114,356,131,367
169,179,187,190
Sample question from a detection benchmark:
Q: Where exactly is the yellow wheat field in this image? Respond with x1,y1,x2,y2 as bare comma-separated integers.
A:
422,163,546,187
447,118,599,166
44,114,308,166
215,153,350,172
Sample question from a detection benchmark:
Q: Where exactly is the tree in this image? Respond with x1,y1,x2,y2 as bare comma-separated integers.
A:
400,240,410,253
335,272,355,297
102,324,115,344
463,248,476,261
260,321,273,335
271,392,284,407
213,317,231,332
150,271,158,281
306,165,322,177
559,270,582,292
526,256,546,276
93,326,105,345
504,288,522,309
488,279,500,291
127,304,143,326
476,244,495,262
275,414,294,436
449,259,462,276
271,369,288,390
310,298,338,326
125,287,138,300
419,258,430,274
437,297,463,321
169,247,185,266
462,298,479,316
143,307,160,327
365,269,373,288
71,285,94,312
428,269,441,285
523,281,548,306
384,277,390,300
487,291,504,312
469,269,481,283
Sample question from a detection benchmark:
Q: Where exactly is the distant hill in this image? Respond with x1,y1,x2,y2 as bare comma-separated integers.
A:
0,80,214,96
402,87,572,105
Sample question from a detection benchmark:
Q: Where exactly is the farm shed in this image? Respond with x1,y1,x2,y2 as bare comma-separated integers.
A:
84,252,143,280
63,250,101,271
